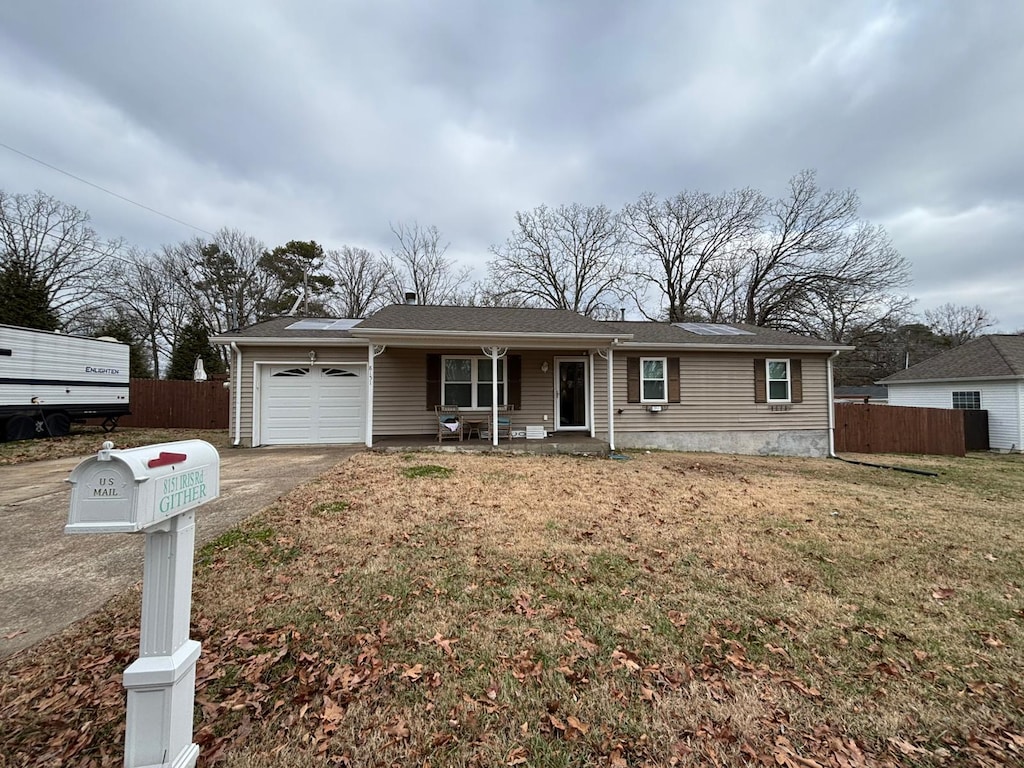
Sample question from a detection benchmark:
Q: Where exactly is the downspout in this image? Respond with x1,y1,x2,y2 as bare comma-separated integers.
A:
827,349,838,458
230,342,243,446
607,344,615,452
588,350,595,438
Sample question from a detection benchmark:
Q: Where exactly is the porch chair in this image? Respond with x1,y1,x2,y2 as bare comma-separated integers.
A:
435,405,463,442
496,404,513,440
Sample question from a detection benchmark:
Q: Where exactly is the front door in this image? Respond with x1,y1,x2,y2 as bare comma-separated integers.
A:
555,358,588,430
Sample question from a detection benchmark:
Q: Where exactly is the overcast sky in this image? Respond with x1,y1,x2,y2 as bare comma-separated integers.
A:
1,1,1022,330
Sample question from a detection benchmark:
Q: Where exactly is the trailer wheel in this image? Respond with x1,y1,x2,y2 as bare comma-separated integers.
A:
45,412,71,437
4,414,36,442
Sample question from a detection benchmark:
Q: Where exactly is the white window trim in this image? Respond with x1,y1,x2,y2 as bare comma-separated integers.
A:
441,355,507,409
640,356,668,403
951,390,981,410
766,358,791,403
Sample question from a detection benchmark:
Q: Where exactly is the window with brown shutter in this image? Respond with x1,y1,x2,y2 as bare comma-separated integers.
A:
426,354,441,410
627,357,640,403
668,357,680,403
753,358,767,403
790,359,803,403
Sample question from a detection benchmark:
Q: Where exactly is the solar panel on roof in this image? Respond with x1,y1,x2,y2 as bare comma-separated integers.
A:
287,319,335,330
326,319,361,330
673,322,754,336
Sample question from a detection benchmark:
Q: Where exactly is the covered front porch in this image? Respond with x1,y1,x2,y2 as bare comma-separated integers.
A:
370,431,611,457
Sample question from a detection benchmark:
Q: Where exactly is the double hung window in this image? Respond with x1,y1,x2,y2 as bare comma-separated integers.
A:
766,359,791,402
640,357,667,402
442,357,506,408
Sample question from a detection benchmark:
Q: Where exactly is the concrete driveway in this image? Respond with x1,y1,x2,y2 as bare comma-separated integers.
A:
0,445,360,661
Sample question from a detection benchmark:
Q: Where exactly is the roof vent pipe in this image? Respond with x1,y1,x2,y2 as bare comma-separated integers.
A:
620,308,625,321
404,291,418,305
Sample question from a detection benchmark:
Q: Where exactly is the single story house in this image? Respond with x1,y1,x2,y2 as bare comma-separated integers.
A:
212,302,852,457
879,334,1024,452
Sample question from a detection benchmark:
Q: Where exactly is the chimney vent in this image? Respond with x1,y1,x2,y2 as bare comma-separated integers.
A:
620,307,626,321
404,291,418,305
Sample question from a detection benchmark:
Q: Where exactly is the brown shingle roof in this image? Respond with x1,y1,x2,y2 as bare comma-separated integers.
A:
356,304,615,335
880,335,1024,383
212,316,361,340
602,321,837,347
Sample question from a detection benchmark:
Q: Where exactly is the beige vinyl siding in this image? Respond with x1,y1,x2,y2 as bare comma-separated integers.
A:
232,344,368,446
593,351,830,432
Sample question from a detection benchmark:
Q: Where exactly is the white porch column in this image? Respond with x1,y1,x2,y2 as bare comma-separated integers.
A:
482,346,507,446
607,345,615,451
366,345,386,447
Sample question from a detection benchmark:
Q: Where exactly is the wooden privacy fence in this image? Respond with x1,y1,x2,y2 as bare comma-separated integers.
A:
834,403,988,457
118,379,230,430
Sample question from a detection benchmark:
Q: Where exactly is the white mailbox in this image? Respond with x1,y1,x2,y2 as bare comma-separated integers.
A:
67,439,220,534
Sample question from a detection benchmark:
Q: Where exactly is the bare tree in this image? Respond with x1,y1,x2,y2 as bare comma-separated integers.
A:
739,170,859,327
385,221,470,305
0,189,120,329
924,303,997,347
788,222,912,342
487,203,632,318
623,188,764,321
99,247,190,377
164,227,273,334
324,245,390,317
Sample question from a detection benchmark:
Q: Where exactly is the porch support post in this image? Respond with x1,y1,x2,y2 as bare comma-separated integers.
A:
366,345,386,447
607,345,615,451
588,350,596,438
482,346,507,446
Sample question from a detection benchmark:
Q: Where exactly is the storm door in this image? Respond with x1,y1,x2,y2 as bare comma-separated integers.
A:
554,358,588,430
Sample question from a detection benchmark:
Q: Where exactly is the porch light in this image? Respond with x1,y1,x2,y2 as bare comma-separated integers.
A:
308,350,317,364
541,361,549,373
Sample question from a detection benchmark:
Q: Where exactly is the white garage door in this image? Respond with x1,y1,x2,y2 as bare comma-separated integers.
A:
260,365,365,445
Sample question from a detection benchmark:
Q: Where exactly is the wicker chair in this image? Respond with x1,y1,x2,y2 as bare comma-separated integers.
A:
435,405,463,442
496,404,512,440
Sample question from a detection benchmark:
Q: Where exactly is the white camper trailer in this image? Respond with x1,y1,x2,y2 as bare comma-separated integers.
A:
0,324,131,442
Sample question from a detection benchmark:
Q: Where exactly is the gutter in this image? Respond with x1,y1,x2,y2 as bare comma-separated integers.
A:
230,342,242,447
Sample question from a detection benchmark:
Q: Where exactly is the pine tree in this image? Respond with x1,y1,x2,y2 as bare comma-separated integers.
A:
0,259,59,330
166,318,226,380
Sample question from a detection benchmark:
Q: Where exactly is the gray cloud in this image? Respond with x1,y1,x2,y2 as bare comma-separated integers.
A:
1,0,1021,329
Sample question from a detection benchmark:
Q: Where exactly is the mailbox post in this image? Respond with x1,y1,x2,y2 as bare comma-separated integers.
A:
67,440,220,768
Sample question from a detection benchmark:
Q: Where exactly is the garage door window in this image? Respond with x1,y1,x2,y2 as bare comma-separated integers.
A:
323,368,358,377
273,368,310,377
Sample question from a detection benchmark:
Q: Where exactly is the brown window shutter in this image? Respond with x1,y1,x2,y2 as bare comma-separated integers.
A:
627,357,640,403
791,358,803,403
426,354,440,410
508,355,522,409
668,357,680,403
753,358,766,403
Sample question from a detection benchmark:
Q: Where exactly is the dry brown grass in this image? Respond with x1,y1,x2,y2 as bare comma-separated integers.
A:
2,449,1023,766
0,427,232,465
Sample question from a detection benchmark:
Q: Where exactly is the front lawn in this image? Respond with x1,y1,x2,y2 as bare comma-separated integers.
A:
2,450,1022,766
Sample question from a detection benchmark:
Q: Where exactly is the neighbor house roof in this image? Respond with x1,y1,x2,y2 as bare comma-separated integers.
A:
602,321,849,351
879,335,1024,384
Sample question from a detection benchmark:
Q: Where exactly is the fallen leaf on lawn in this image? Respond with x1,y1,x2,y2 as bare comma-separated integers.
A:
931,587,955,600
984,635,1005,647
506,747,529,765
2,629,27,640
611,647,642,672
402,663,424,681
566,715,589,735
913,649,928,662
431,632,459,657
384,719,411,739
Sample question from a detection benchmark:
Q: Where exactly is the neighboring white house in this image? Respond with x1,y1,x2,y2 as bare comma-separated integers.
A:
879,335,1024,452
